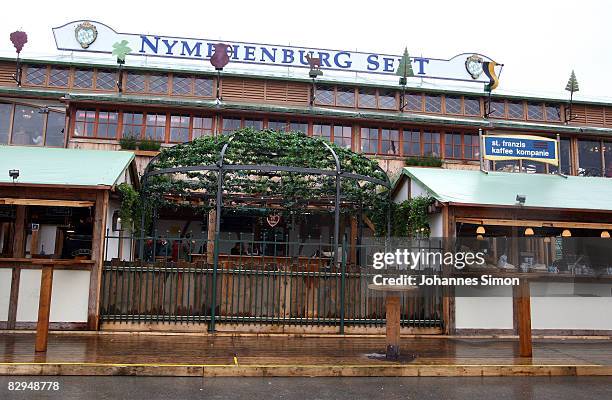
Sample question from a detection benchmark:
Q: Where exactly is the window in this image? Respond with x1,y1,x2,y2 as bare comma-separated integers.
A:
122,112,144,138
96,70,117,90
243,119,263,130
73,69,94,88
333,125,352,148
522,160,547,174
149,74,168,94
74,109,118,139
96,111,118,139
493,160,519,172
445,96,462,114
464,134,480,160
25,66,46,85
48,68,69,87
488,100,505,118
424,95,442,113
126,73,146,92
545,104,561,122
336,87,355,107
172,75,192,95
11,105,45,146
170,115,190,142
422,131,440,156
268,120,287,131
0,103,12,144
549,138,571,175
604,141,612,177
289,121,308,134
405,93,423,111
507,101,525,119
402,129,420,156
192,117,213,139
464,98,481,116
45,111,65,147
361,127,379,154
444,133,462,158
578,139,603,176
358,88,377,108
194,77,214,97
379,90,397,110
74,110,97,137
145,113,167,141
222,117,242,134
527,103,544,120
381,129,399,155
315,86,334,105
312,124,331,140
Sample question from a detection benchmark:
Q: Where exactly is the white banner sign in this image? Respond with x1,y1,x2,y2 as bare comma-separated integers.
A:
53,20,500,84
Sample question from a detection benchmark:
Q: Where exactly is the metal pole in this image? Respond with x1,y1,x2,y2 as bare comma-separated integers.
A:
339,235,347,334
478,128,488,174
556,133,568,179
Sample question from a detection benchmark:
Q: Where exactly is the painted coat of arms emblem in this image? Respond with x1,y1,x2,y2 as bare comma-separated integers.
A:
74,21,98,49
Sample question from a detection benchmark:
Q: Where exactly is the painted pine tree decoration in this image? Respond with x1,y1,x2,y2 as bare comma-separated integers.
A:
396,47,414,85
565,70,579,93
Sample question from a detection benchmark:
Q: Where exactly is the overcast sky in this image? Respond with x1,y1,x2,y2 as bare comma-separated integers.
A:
1,0,610,99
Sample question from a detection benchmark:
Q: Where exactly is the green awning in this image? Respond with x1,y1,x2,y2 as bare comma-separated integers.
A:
401,167,612,212
0,146,135,187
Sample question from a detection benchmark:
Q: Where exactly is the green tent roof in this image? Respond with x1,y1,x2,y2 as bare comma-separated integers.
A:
0,146,135,187
402,167,612,212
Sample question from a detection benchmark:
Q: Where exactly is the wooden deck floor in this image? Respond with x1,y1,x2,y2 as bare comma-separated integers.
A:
1,332,611,368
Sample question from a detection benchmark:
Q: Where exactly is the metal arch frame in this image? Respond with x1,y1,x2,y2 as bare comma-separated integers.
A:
138,131,392,264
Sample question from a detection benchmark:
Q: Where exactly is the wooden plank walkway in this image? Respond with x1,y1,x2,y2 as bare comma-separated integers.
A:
0,333,610,377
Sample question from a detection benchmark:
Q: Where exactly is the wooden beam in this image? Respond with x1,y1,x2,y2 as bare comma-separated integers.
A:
35,265,54,352
13,205,26,258
516,279,533,357
206,209,216,265
7,267,20,330
385,294,401,360
349,216,357,265
362,215,376,233
0,198,95,207
87,191,109,330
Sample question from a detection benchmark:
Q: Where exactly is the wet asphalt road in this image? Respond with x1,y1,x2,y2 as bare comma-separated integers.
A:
0,376,611,399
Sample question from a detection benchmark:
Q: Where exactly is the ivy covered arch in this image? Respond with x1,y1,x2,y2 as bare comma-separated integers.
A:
138,128,391,261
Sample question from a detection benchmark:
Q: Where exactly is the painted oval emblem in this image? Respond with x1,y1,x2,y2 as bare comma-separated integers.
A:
75,21,98,49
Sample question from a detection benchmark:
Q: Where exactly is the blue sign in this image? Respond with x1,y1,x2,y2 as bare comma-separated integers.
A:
483,135,558,165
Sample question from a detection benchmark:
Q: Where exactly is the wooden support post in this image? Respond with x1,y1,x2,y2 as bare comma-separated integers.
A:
385,293,401,360
30,227,39,257
88,191,109,331
516,279,533,357
35,265,54,352
8,205,27,330
206,210,216,265
13,205,26,258
349,216,357,266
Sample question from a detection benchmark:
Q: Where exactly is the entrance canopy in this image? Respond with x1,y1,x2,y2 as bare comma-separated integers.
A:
398,167,612,212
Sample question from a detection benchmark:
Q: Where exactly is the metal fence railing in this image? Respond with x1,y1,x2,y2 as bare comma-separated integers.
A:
100,233,444,332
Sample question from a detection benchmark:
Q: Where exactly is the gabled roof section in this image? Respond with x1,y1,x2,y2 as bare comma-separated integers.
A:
400,167,612,212
0,146,135,188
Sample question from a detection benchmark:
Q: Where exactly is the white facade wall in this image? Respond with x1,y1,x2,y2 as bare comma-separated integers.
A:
455,283,612,331
16,269,90,323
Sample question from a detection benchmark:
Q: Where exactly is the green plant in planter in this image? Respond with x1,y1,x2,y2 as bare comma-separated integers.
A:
119,135,138,150
138,139,162,152
405,155,443,167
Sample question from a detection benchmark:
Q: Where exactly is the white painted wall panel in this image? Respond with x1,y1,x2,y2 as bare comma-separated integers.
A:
16,269,90,322
0,269,12,321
